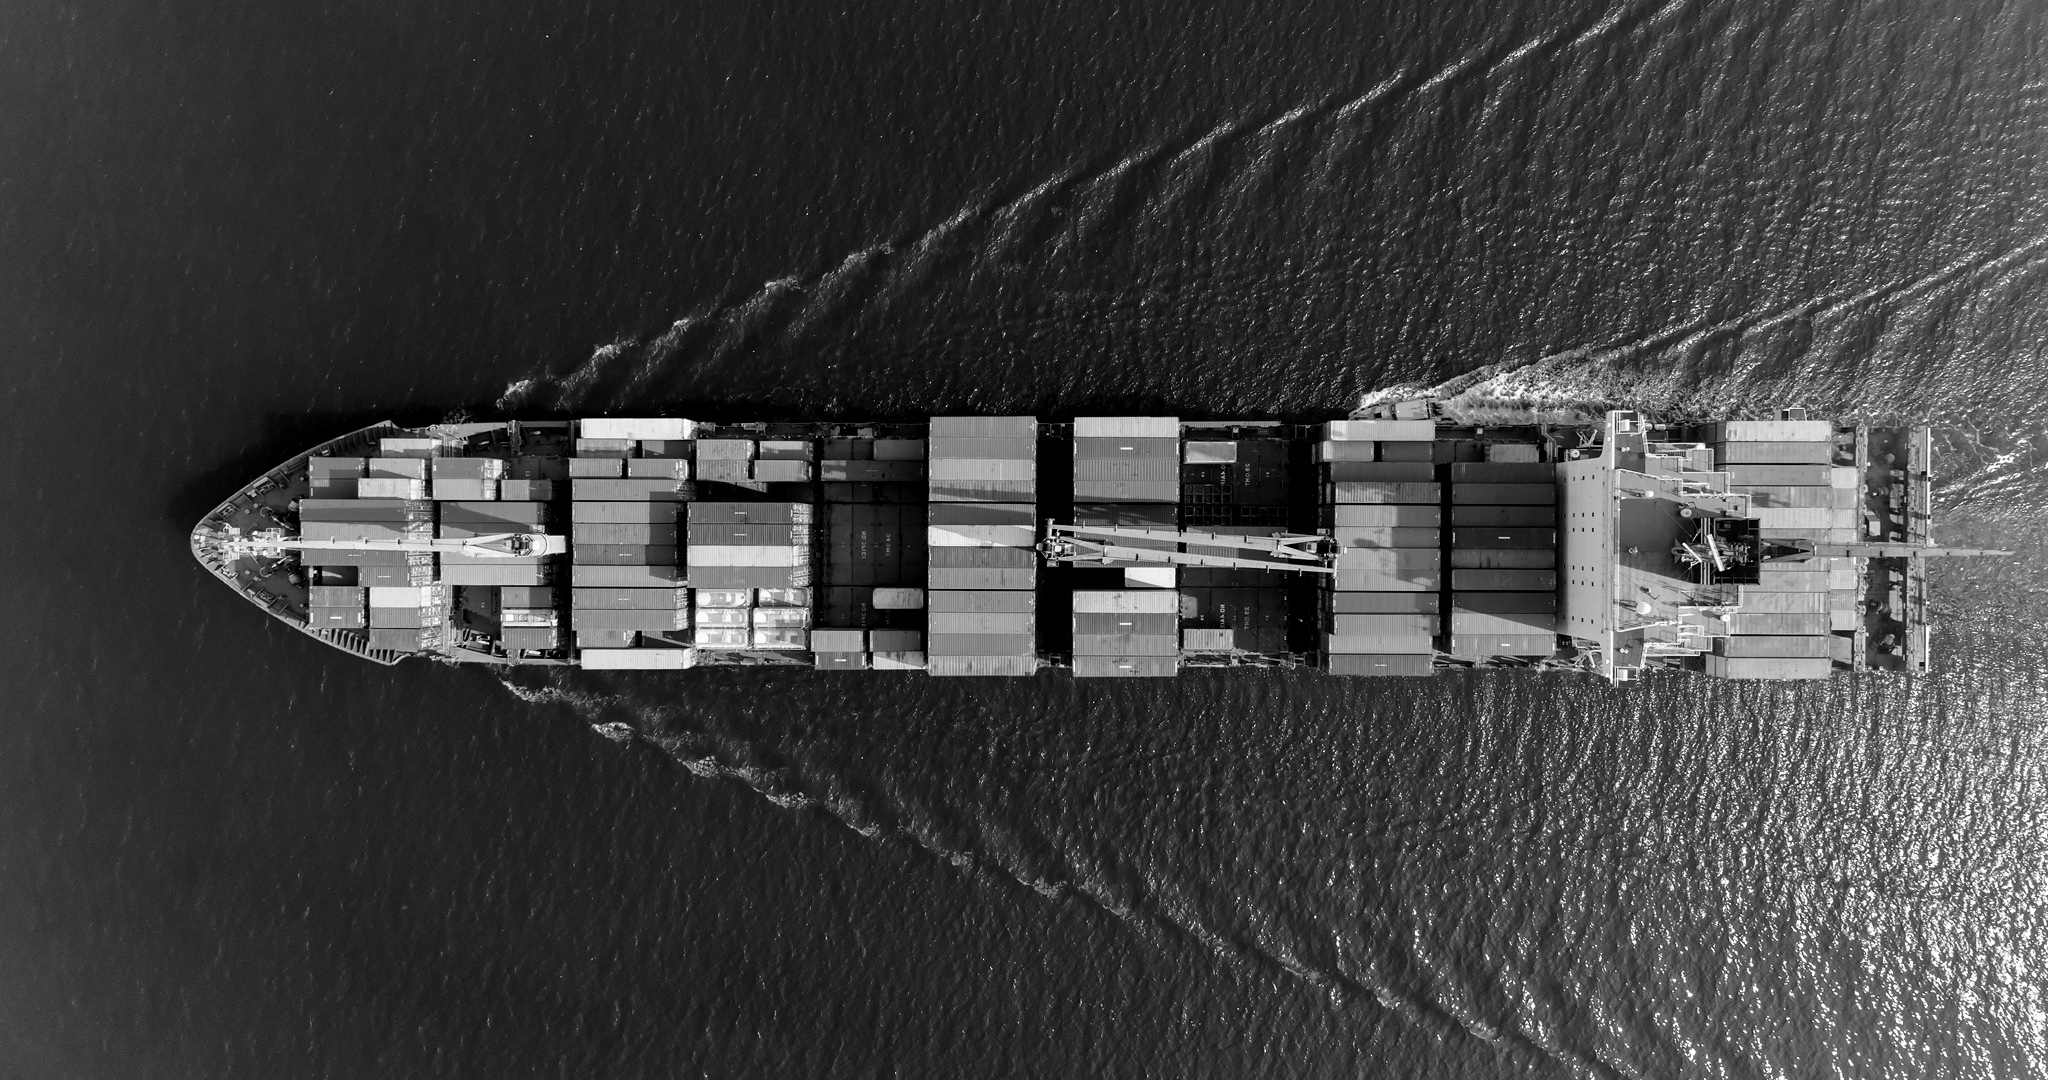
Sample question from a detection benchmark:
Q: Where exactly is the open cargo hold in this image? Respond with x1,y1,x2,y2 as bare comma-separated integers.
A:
1326,653,1435,676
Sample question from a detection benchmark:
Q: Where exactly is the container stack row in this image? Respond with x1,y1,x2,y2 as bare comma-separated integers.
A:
813,434,929,667
926,416,1039,677
1071,417,1181,678
683,501,814,658
690,586,809,660
693,438,811,487
567,420,694,669
1444,456,1559,660
1318,419,1440,677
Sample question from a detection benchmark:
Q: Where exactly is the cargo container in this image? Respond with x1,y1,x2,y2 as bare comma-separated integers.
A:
1072,480,1178,502
694,627,751,649
440,501,548,525
928,459,1038,482
1184,442,1238,464
688,545,802,567
1484,443,1541,463
1375,441,1437,462
755,440,812,461
573,544,679,565
925,655,1038,677
574,501,680,524
751,459,812,483
1326,592,1439,613
1449,462,1556,484
927,590,1034,612
751,607,810,628
1073,416,1178,438
499,586,554,608
1702,654,1832,680
1450,527,1555,548
1328,481,1440,504
1074,458,1179,481
1717,635,1834,658
307,606,367,629
686,522,804,546
1071,656,1179,677
1725,612,1831,636
689,502,811,524
1329,504,1442,527
1734,588,1829,613
818,461,922,482
927,633,1037,656
933,612,1037,634
298,499,415,522
695,439,756,460
309,584,366,607
1331,569,1438,591
500,608,559,626
1449,610,1556,635
499,627,560,651
696,461,749,483
379,437,439,456
1329,526,1440,549
869,630,922,652
355,477,429,500
1722,464,1834,486
1326,461,1435,482
1073,437,1178,459
303,521,404,542
1072,634,1178,656
928,546,1035,569
1071,590,1178,613
1451,591,1556,613
692,589,752,608
568,457,625,478
500,479,555,501
571,478,687,501
873,439,926,460
571,608,683,631
926,568,1037,590
1448,634,1555,657
1322,634,1434,654
438,565,548,586
625,458,690,480
1325,419,1433,441
573,588,682,610
1706,420,1834,443
873,651,928,670
1334,549,1441,570
1071,612,1177,635
1448,505,1555,527
1449,549,1555,570
367,628,422,652
928,480,1038,502
572,565,683,586
1312,440,1377,463
751,627,808,650
928,524,1037,548
578,417,693,441
1714,441,1833,465
757,588,808,607
928,503,1035,526
928,436,1037,459
813,651,872,670
695,608,750,628
572,522,679,545
1450,569,1558,591
1751,507,1832,531
1327,613,1440,636
1183,629,1234,650
1448,484,1555,505
930,416,1038,438
872,587,926,610
369,607,424,629
1325,653,1434,676
578,648,694,669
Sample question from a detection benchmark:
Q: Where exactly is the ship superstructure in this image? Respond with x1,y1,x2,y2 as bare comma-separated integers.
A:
189,407,2002,680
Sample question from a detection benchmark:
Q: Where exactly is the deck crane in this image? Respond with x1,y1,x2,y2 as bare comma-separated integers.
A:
1039,522,1337,574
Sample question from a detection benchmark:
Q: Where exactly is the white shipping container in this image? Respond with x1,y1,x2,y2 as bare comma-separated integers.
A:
686,545,803,567
367,586,425,608
580,648,695,670
1831,466,1861,489
1716,419,1834,442
1072,590,1179,614
872,587,926,610
692,589,752,608
694,609,750,628
367,457,429,479
1183,441,1238,464
694,628,751,649
1484,443,1541,462
1183,629,1234,650
756,588,810,607
752,627,808,650
871,651,927,670
1074,416,1179,438
1751,507,1832,530
500,608,559,627
578,417,694,441
355,477,428,499
379,437,441,456
1124,567,1175,588
1325,419,1434,442
1314,440,1378,463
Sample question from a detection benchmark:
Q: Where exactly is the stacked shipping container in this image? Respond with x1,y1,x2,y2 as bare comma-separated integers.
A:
1446,460,1559,660
1705,418,1851,678
566,421,694,668
1319,419,1440,676
1071,417,1180,677
926,417,1038,676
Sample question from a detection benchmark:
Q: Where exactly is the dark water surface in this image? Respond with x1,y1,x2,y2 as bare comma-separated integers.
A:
6,1,2048,1076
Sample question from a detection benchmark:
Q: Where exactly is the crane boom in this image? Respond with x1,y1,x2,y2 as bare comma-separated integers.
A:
203,526,567,559
1045,522,1328,561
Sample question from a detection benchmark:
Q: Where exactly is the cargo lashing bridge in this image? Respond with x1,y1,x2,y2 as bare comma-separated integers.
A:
1038,522,1336,573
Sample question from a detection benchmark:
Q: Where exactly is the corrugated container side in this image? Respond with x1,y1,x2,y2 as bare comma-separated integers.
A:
303,521,403,542
929,503,1035,526
1071,590,1179,613
929,416,1038,438
1448,484,1556,505
498,479,554,501
572,543,679,565
1449,611,1557,635
1715,441,1834,465
499,586,554,608
572,438,634,457
695,461,749,483
573,501,680,524
1376,441,1437,462
1750,507,1832,530
1070,655,1179,678
307,607,367,629
1313,441,1377,462
572,588,682,610
1483,443,1542,463
1329,481,1440,505
1073,458,1179,481
1447,634,1556,657
694,609,750,628
1073,437,1179,459
570,479,687,501
1735,589,1830,613
1326,592,1440,613
626,458,690,480
927,634,1038,656
932,612,1037,634
927,437,1037,460
499,627,560,650
368,608,424,629
306,457,367,476
929,590,1036,612
925,654,1038,677
1072,416,1178,438
1703,654,1833,680
872,587,926,610
757,588,809,607
1326,461,1436,482
572,523,679,545
756,440,814,461
871,651,928,670
581,648,694,670
309,585,365,606
686,522,802,546
1331,570,1438,592
1330,526,1441,549
688,545,802,567
750,460,812,482
1334,549,1441,570
687,501,809,524
1330,504,1441,527
576,417,693,441
366,628,423,652
568,457,626,478
1450,527,1556,548
1718,635,1834,658
1721,464,1834,486
571,565,683,586
1450,569,1558,591
694,439,757,460
1725,612,1831,636
812,652,872,670
928,480,1038,503
1714,419,1835,442
1183,629,1235,649
1451,591,1557,613
928,546,1036,569
1184,442,1238,464
930,459,1039,482
928,524,1037,548
1325,419,1433,441
869,630,922,652
1327,614,1440,636
570,608,684,631
1325,653,1435,677
1449,462,1556,483
1449,549,1555,570
809,629,867,652
366,457,429,479
1322,634,1434,654
1071,613,1177,635
436,564,547,586
440,501,548,524
1448,505,1555,527
693,627,751,648
925,568,1037,590
872,439,926,460
1071,480,1178,502
1071,634,1177,656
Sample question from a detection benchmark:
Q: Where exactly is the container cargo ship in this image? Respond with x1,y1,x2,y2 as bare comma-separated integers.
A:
189,406,2005,682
